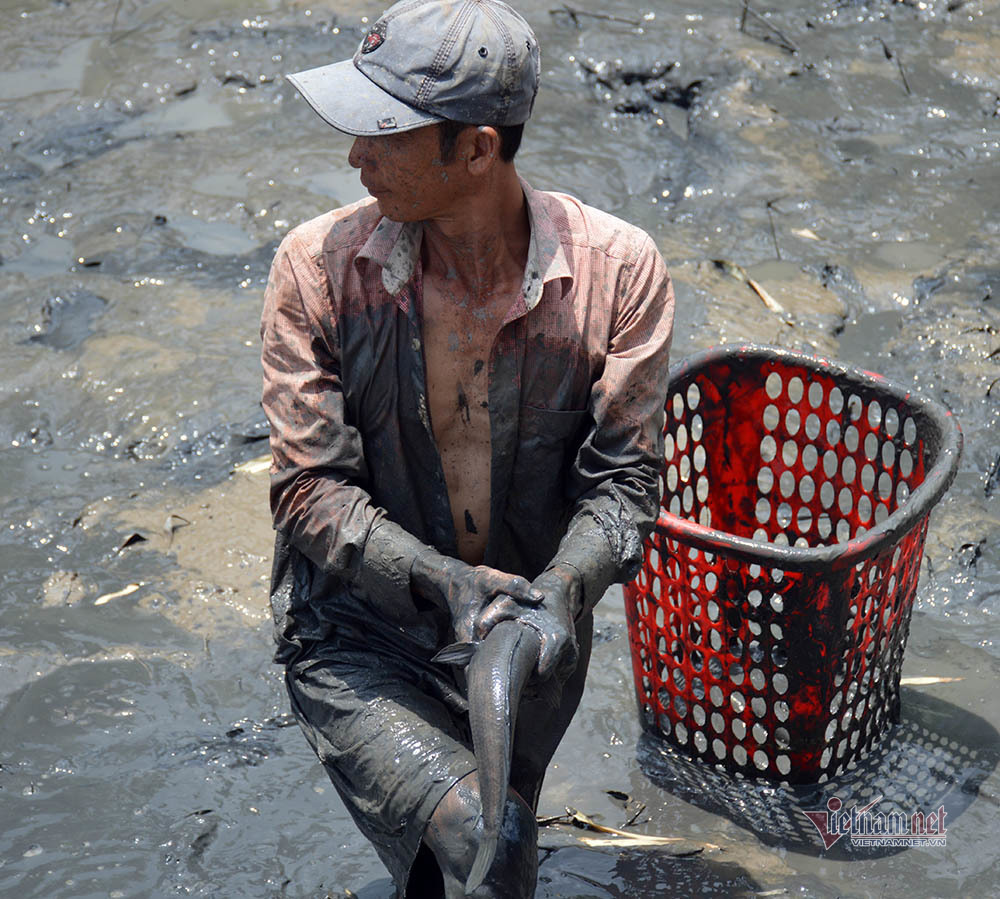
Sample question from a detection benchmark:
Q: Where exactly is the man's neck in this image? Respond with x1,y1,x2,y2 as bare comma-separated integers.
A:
420,165,530,299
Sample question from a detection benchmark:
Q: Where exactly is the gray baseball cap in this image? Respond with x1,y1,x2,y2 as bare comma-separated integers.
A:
286,0,540,136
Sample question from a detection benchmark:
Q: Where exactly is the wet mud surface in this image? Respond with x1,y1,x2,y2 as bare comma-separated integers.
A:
1,0,999,896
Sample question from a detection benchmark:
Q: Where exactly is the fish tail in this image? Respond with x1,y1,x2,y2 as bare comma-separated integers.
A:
464,833,497,895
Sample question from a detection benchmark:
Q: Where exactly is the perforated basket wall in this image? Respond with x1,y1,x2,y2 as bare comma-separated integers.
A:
624,344,962,784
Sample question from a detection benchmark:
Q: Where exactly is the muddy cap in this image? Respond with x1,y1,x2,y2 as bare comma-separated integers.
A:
286,0,540,136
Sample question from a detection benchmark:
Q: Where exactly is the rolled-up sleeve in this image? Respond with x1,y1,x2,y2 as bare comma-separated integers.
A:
551,234,674,611
260,233,428,611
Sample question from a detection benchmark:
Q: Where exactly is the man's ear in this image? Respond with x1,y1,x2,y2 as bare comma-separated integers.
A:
464,125,502,175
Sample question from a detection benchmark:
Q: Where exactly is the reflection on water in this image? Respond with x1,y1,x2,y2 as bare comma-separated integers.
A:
1,0,998,895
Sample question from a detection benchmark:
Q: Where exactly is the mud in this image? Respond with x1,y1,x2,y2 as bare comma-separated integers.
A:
1,0,999,897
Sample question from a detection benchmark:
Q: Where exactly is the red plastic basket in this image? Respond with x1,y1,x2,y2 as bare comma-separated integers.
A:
624,344,962,784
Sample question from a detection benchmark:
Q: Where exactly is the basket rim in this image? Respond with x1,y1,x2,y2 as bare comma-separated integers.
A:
655,343,963,571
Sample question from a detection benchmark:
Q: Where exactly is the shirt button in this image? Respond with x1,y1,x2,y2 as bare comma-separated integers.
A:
411,338,421,351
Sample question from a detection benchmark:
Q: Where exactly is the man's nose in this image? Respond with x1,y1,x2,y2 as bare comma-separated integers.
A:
348,137,374,169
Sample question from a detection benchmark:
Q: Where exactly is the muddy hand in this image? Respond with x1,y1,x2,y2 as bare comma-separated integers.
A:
479,564,582,683
411,550,543,644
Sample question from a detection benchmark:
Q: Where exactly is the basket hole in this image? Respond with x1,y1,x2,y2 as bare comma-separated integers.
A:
747,590,762,609
867,401,883,429
699,507,712,527
708,657,724,680
775,727,791,750
672,668,687,691
693,730,708,753
733,745,748,766
748,620,762,637
753,749,770,771
782,440,798,467
804,413,821,441
752,722,768,744
820,746,833,769
858,495,873,522
825,719,837,742
730,663,745,685
779,471,796,498
674,721,688,744
844,425,860,454
729,634,744,656
760,435,777,463
776,754,791,775
669,495,681,516
826,419,841,446
679,455,692,483
710,685,724,707
748,641,764,663
692,676,705,699
802,444,819,471
808,381,824,408
776,503,793,528
751,696,767,717
838,487,854,516
732,718,747,739
705,572,718,592
885,406,900,437
771,568,785,584
903,416,917,446
796,506,813,534
693,444,706,472
682,485,694,513
696,476,709,503
765,371,783,399
750,667,766,690
676,423,689,453
690,649,704,672
755,498,772,524
706,599,720,621
774,699,789,721
770,593,784,613
861,463,876,492
687,382,701,410
672,393,685,420
900,449,913,479
881,441,896,469
709,629,723,651
757,467,774,494
664,433,675,460
713,739,727,760
823,451,838,479
829,387,844,414
731,691,746,713
771,647,788,670
674,694,688,717
787,376,804,403
785,408,801,436
770,622,783,640
841,457,857,484
896,482,911,505
753,527,768,543
864,432,879,462
763,404,780,431
847,393,863,422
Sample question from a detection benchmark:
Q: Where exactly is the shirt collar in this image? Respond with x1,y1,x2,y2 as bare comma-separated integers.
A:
356,178,572,307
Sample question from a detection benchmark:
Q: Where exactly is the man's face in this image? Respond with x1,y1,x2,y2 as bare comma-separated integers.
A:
347,124,465,222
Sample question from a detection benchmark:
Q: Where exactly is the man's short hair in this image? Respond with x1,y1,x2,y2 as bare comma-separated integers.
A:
438,120,525,164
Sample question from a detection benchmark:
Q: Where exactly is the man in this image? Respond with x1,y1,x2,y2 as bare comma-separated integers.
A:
260,1,674,896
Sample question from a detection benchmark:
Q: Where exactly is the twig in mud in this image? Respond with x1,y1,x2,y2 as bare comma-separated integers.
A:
550,5,641,28
624,802,647,827
739,1,798,54
878,38,911,95
766,198,783,260
111,0,123,38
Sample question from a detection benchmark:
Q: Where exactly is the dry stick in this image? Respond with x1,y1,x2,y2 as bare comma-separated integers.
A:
766,198,782,260
878,38,912,95
739,0,798,54
551,4,641,27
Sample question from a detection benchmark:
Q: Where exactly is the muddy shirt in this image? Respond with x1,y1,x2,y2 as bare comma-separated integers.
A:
261,180,674,663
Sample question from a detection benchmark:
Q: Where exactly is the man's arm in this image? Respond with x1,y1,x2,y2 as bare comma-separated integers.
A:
550,231,674,614
261,232,538,625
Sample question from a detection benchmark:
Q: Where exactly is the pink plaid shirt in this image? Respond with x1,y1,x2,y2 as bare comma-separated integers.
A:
261,180,674,658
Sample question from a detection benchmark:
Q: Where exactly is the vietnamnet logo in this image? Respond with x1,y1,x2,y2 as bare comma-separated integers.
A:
803,795,948,849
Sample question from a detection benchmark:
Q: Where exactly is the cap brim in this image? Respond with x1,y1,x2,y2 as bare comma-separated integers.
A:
286,59,442,136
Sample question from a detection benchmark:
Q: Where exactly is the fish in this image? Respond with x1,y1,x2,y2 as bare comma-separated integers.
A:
433,619,560,895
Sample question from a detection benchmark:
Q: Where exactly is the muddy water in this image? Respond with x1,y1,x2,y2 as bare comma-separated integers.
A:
1,0,998,896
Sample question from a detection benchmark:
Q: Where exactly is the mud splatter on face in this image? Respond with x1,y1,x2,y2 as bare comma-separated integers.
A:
464,510,478,534
474,359,484,376
457,383,471,424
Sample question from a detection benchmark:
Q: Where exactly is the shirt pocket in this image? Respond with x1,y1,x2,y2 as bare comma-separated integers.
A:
509,406,590,514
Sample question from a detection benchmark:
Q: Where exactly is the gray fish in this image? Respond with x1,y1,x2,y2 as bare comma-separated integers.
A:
433,619,560,894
